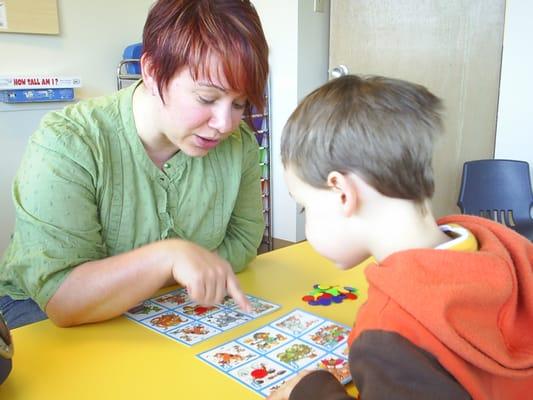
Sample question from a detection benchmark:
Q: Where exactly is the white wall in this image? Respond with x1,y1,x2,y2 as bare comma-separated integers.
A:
296,0,331,239
253,1,300,244
0,0,153,252
254,0,330,242
495,1,533,182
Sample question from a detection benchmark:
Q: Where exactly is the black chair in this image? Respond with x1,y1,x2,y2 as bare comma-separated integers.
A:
457,159,533,240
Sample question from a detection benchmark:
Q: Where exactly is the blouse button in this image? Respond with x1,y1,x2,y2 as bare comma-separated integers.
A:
163,163,170,169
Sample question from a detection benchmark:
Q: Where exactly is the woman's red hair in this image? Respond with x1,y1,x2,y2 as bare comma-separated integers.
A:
142,0,269,114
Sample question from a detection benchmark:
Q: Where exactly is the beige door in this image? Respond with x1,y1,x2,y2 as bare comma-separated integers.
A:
329,0,505,217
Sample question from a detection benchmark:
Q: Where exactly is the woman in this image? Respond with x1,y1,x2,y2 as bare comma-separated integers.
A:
0,0,269,328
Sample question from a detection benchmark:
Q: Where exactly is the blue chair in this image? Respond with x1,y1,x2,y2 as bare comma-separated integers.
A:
122,43,143,75
457,159,533,240
116,43,143,90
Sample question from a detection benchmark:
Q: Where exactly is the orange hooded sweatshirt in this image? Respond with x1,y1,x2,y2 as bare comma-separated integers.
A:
348,214,533,399
290,215,532,400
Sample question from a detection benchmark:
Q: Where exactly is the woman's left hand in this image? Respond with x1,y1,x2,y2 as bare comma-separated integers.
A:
266,370,314,400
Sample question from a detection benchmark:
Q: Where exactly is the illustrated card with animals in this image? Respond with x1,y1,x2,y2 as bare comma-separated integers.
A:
124,288,280,346
197,309,352,397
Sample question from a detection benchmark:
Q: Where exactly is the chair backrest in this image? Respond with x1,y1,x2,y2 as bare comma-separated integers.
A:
457,159,533,227
122,43,143,75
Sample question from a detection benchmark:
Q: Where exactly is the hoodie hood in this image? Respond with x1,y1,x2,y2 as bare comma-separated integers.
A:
365,214,533,378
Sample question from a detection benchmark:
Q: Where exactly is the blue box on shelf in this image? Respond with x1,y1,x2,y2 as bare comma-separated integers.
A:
0,88,75,103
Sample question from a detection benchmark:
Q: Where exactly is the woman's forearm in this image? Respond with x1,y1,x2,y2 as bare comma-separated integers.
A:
45,240,174,327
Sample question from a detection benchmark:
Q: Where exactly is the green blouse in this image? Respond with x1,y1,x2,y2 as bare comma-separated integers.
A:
0,82,265,309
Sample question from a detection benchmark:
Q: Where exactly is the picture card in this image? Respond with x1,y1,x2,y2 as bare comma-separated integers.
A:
197,309,352,398
124,288,280,346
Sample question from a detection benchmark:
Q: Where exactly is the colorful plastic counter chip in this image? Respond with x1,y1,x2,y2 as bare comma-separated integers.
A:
301,284,358,306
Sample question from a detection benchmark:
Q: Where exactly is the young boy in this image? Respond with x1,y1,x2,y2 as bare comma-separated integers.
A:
267,75,533,400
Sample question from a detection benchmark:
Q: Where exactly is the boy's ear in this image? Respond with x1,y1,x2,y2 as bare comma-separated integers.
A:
140,54,159,97
327,171,359,217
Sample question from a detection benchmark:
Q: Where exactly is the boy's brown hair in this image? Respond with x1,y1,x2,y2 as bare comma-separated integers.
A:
281,75,444,203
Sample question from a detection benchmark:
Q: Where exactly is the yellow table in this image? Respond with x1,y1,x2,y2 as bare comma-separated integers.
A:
3,242,370,399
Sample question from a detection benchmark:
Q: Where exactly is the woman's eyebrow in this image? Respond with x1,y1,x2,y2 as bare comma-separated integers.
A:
196,81,228,93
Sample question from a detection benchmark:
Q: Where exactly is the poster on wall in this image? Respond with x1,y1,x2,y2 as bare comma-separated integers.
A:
0,0,59,35
0,2,8,30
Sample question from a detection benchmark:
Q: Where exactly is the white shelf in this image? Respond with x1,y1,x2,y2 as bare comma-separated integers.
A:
0,101,76,113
